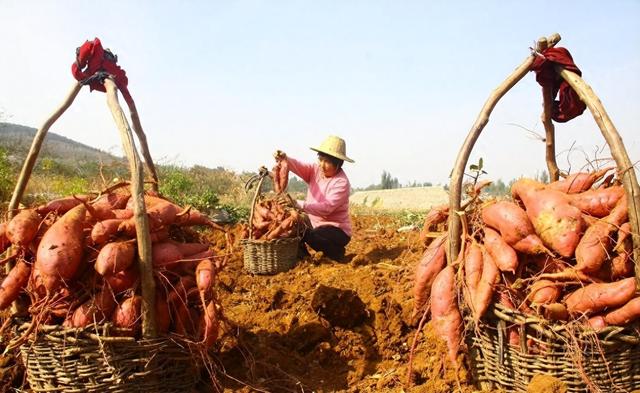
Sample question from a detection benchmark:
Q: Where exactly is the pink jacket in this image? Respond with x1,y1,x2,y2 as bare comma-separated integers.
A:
286,156,352,237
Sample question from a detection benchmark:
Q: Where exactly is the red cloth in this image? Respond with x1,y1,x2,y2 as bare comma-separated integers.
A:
531,47,586,123
71,38,133,106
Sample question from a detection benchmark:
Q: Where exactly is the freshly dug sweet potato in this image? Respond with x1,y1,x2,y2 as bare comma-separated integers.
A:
547,167,613,194
481,201,548,255
516,185,585,258
36,195,90,215
528,280,561,305
35,204,87,291
604,297,640,326
541,303,569,321
91,218,125,245
431,265,463,363
7,209,42,248
418,205,449,245
569,186,625,218
0,260,31,310
472,250,499,321
95,240,137,276
105,267,139,293
0,222,9,253
411,234,447,321
69,288,117,327
483,227,518,273
565,277,636,316
464,241,483,297
112,295,142,332
610,237,634,280
575,196,628,273
200,301,220,347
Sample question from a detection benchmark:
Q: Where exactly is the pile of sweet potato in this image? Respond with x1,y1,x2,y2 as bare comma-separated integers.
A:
0,189,224,346
245,194,305,241
412,167,638,364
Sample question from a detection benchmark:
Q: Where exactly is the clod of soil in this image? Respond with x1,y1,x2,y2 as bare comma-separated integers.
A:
311,284,368,328
527,374,568,393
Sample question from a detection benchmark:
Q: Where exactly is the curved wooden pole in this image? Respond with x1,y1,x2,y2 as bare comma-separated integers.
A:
447,55,535,262
7,82,82,217
557,67,640,289
541,85,560,181
124,96,160,193
104,78,157,338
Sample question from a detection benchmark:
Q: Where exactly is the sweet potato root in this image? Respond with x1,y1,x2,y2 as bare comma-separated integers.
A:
472,249,499,321
0,222,9,253
604,297,640,326
565,277,636,316
7,209,42,248
419,205,449,245
411,234,447,321
569,186,625,218
483,227,518,273
431,265,463,363
547,167,613,194
481,201,548,255
0,260,31,310
95,240,137,276
35,204,87,291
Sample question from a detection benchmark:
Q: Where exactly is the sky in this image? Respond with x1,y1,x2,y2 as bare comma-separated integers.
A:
1,1,639,188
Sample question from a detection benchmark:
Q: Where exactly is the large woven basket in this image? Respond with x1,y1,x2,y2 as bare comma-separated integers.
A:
467,304,640,392
18,323,198,393
241,236,301,275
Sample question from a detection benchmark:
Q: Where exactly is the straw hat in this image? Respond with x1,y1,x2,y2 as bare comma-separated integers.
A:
310,135,355,163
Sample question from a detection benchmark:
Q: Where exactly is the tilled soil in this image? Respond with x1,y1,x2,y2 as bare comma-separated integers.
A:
208,213,476,392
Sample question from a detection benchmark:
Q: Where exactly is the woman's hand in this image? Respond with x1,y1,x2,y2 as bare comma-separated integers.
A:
274,150,287,162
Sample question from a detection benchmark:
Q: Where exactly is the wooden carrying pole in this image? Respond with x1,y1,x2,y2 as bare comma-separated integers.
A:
448,33,562,262
556,67,640,288
104,78,157,338
537,36,561,182
7,82,83,219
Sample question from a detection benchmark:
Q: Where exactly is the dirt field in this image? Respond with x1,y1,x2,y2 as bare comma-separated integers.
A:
349,187,449,212
206,212,477,393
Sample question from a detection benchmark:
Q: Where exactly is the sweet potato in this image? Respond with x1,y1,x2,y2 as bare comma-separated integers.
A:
91,218,125,245
587,315,607,330
565,277,636,316
7,209,42,248
575,196,628,273
112,295,142,333
36,195,90,215
171,241,210,257
272,162,282,194
472,250,499,321
610,237,633,280
0,222,9,253
569,186,625,218
154,293,171,335
92,192,130,211
528,280,561,305
119,200,182,235
430,265,463,363
604,297,640,326
35,204,87,291
200,301,219,347
95,240,137,276
196,259,215,305
547,167,613,194
541,303,569,321
411,234,447,321
419,205,449,245
464,241,483,297
152,242,184,268
150,227,171,243
481,201,548,255
0,260,31,310
168,290,197,336
483,227,518,273
496,288,520,346
70,287,117,327
278,159,289,193
517,186,585,258
105,266,139,293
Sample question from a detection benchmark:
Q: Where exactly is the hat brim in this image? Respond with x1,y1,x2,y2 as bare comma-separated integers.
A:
310,147,355,163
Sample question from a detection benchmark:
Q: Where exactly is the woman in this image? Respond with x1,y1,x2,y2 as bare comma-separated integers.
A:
275,135,354,261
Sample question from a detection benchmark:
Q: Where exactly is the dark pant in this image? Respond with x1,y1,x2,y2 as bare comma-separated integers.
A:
302,225,351,260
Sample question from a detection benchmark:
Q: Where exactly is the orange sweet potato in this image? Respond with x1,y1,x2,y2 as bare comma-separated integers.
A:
483,227,518,273
36,195,90,215
569,186,625,218
528,280,561,305
516,185,585,258
411,234,447,321
464,241,483,297
547,167,613,194
112,295,142,333
200,301,220,347
481,201,548,255
575,195,628,273
0,222,9,253
155,293,171,334
35,204,87,291
69,287,117,327
565,277,636,316
91,218,125,245
419,205,449,245
472,249,499,321
0,260,31,310
105,266,139,293
604,297,640,326
95,240,137,276
6,209,42,248
430,265,463,363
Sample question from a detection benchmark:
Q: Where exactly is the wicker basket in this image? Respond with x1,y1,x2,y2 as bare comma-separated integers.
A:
467,304,640,392
241,237,301,274
446,34,640,393
18,323,198,393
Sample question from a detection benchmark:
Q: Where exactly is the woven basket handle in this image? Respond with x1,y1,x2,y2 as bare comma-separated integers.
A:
247,167,269,240
447,34,640,291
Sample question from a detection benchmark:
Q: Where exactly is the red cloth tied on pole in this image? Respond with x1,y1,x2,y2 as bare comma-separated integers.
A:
71,37,134,106
531,47,586,123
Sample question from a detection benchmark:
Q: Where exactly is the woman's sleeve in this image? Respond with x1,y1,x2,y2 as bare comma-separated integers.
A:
286,156,314,184
301,178,349,216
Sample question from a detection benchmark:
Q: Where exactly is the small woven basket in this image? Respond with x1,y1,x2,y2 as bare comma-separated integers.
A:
241,236,301,274
468,304,640,393
18,323,198,393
